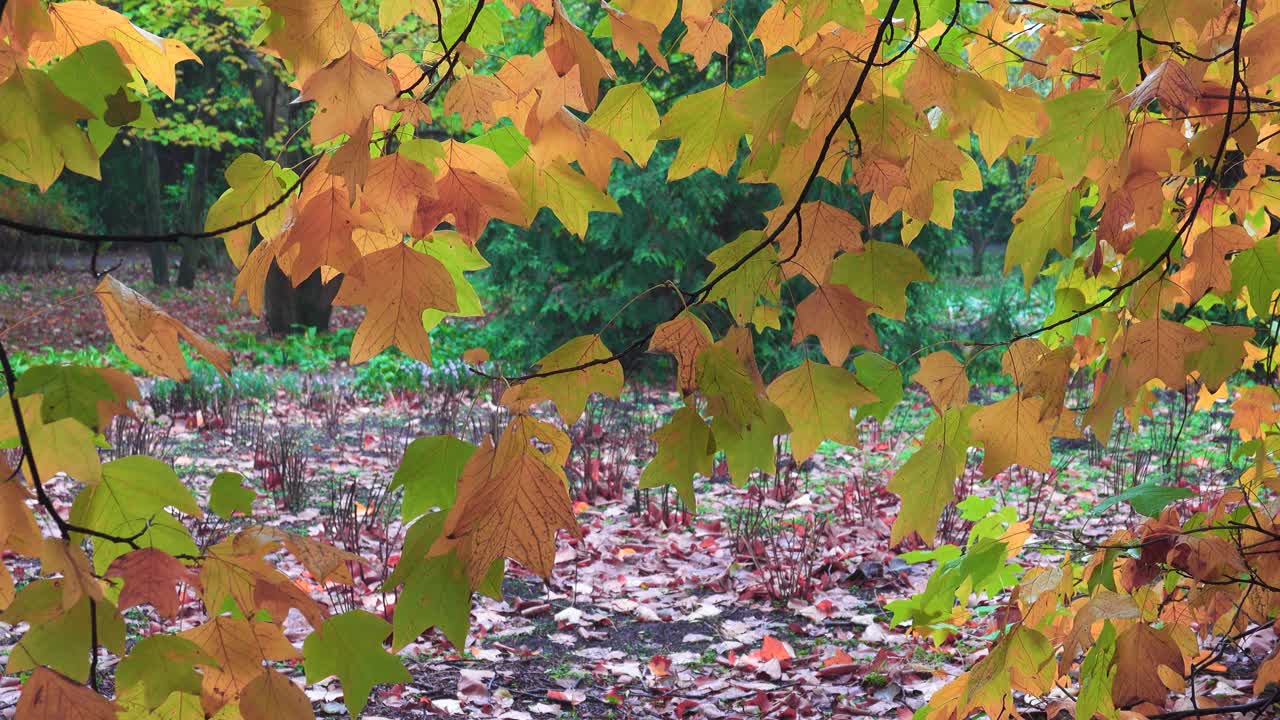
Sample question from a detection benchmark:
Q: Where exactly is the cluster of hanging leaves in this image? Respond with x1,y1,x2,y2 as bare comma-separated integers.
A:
6,0,1280,717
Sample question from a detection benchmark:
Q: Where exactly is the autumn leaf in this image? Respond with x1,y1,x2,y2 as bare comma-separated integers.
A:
1004,179,1082,290
180,617,301,713
116,635,215,710
768,201,864,283
829,241,931,320
411,140,527,243
241,670,314,720
106,549,195,620
970,395,1079,478
705,231,781,326
260,0,356,82
95,275,231,381
392,436,476,520
654,82,750,181
515,335,623,424
358,152,437,236
587,82,660,166
767,360,875,462
914,351,971,412
792,283,880,365
544,0,613,108
889,408,972,545
1111,318,1209,393
649,311,714,395
16,668,118,720
333,242,458,364
205,154,296,267
432,417,580,584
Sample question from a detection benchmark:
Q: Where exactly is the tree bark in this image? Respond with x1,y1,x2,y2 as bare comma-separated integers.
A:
142,142,169,286
264,263,342,334
177,146,210,288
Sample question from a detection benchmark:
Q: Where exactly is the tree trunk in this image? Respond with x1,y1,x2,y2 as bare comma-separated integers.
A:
264,263,342,334
971,236,988,276
142,142,169,286
177,146,210,288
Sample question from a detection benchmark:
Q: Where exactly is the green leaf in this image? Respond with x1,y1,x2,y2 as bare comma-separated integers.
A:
14,364,115,431
1231,237,1280,317
653,82,750,180
767,360,875,462
1029,88,1126,184
830,241,931,320
639,405,715,509
70,456,201,573
588,82,660,166
705,231,781,326
852,352,902,422
209,472,256,520
415,231,490,331
887,408,972,545
1076,621,1120,720
696,344,763,432
115,636,214,710
391,436,476,520
1003,179,1082,290
3,581,125,682
303,610,411,718
1090,481,1194,518
712,399,790,485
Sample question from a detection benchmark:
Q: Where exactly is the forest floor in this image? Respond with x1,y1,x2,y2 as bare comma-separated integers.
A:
0,261,1269,719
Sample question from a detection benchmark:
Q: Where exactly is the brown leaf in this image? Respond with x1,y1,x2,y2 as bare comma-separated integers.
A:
95,275,231,381
792,283,880,366
649,312,714,395
1126,59,1200,116
180,616,301,713
107,548,197,620
16,668,118,720
240,670,315,720
914,351,970,411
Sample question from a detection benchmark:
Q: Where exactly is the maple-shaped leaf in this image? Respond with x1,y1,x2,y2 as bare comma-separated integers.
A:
767,201,863,283
712,399,789,486
16,667,118,720
443,72,512,129
358,153,437,236
679,12,731,69
277,186,372,285
1001,338,1074,418
792,283,880,365
14,364,116,432
638,405,716,509
767,360,875,462
1190,325,1254,392
731,50,805,151
241,670,314,720
888,408,973,545
1076,622,1120,720
603,3,666,69
544,0,614,108
0,394,102,485
0,68,97,191
411,140,527,243
299,50,396,144
697,342,765,432
0,477,43,558
107,548,197,620
914,351,971,412
970,395,1079,479
432,417,579,584
829,241,931,320
303,610,410,718
654,82,750,181
649,311,713,395
1111,622,1183,708
586,82,660,166
180,617,301,714
269,528,363,586
1126,59,1199,116
705,231,781,326
332,242,458,364
515,335,623,424
27,2,199,99
1231,386,1280,441
1111,318,1209,393
206,154,296,267
95,275,231,381
69,455,202,573
1231,235,1280,317
4,581,125,683
209,471,256,519
116,635,215,710
260,0,355,82
1004,179,1082,290
510,157,621,237
1172,225,1255,303
1030,88,1127,184
392,436,476,520
385,512,502,649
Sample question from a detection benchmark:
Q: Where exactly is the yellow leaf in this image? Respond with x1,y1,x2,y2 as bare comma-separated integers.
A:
16,667,118,720
767,360,874,462
299,50,396,144
94,275,231,381
914,351,971,412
